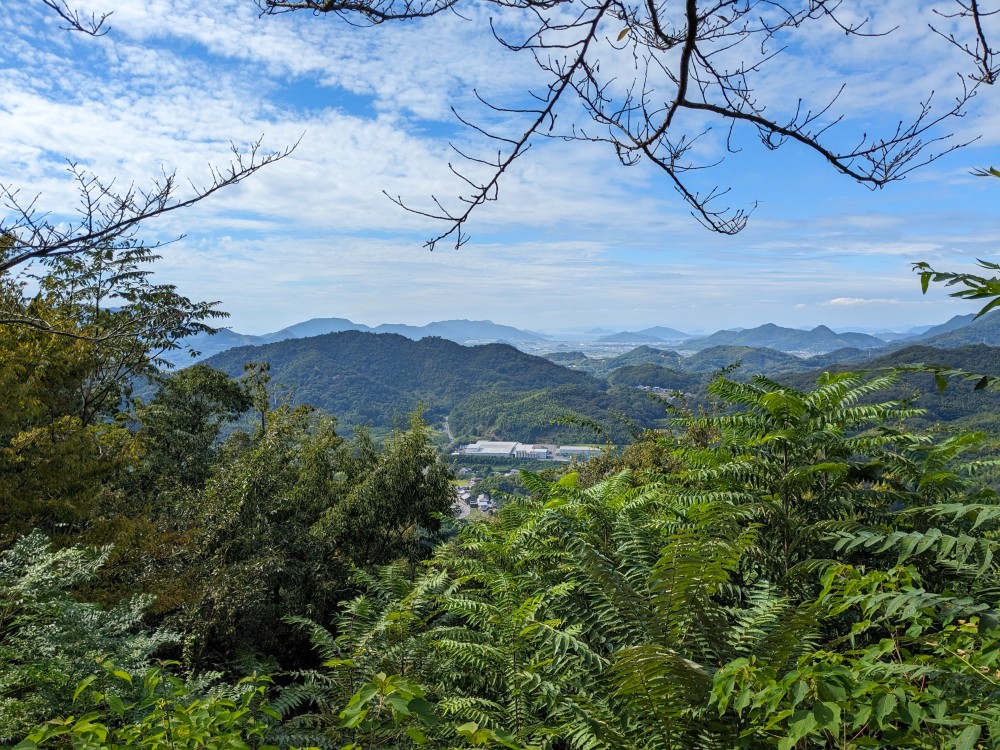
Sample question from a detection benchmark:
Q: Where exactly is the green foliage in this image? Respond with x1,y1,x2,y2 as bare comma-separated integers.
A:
179,406,455,669
605,363,700,391
15,662,302,750
712,565,1000,749
201,332,597,432
448,384,666,445
0,533,172,742
272,371,1000,749
0,322,135,544
312,412,454,568
132,364,252,490
545,346,685,379
0,241,226,544
916,259,1000,320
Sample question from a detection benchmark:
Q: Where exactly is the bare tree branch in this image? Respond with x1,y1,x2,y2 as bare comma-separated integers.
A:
261,0,998,247
0,137,299,274
931,0,999,84
40,0,112,36
257,0,459,24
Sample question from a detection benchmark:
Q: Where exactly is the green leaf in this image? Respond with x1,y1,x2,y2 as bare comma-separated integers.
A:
260,704,282,721
786,709,819,743
872,692,897,729
405,727,428,745
955,724,982,750
112,670,133,685
386,692,412,716
106,694,126,715
408,696,438,726
73,676,97,703
813,701,841,733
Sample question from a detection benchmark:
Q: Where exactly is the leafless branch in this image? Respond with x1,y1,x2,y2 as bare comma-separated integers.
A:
0,137,299,273
931,0,999,84
41,0,112,36
262,0,999,244
257,0,459,24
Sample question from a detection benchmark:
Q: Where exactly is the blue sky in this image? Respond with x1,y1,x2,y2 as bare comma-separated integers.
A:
1,0,998,335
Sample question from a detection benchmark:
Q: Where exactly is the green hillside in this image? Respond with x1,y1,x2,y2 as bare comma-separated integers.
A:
681,345,806,374
910,311,1000,348
606,363,701,391
448,383,670,444
683,323,885,352
772,344,1000,429
543,345,686,378
200,331,663,439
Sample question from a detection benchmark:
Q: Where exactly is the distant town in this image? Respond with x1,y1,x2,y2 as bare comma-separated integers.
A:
455,440,602,461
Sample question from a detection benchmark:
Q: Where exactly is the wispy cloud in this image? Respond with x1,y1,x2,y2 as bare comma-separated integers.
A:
1,1,997,335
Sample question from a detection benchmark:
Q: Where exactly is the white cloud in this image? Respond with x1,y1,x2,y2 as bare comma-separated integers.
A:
1,1,997,336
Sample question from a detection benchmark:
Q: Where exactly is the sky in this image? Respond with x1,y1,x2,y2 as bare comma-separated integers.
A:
1,0,999,336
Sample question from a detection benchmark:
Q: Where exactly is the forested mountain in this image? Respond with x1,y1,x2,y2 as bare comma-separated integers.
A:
196,329,1000,444
372,319,547,342
905,311,1000,348
771,344,1000,429
638,325,693,340
200,331,661,440
681,344,805,373
683,322,886,353
606,363,701,391
167,318,547,367
904,312,978,341
171,312,996,371
448,383,670,444
544,345,687,377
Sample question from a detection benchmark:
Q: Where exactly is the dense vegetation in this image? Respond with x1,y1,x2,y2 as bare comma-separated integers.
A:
200,333,682,444
7,218,1000,750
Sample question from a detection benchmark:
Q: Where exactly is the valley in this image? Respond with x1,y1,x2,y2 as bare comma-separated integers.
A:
186,312,1000,449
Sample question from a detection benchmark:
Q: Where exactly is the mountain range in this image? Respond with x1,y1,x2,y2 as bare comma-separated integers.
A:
169,311,1000,369
168,317,549,367
188,328,1000,446
681,323,886,353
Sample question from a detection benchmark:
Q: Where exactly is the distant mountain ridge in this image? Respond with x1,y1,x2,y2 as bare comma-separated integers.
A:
904,312,1000,348
683,323,885,354
169,310,997,369
596,326,693,343
167,317,548,368
197,331,672,443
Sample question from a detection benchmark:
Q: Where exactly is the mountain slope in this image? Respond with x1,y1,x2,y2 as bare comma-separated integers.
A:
199,331,656,439
638,326,693,340
909,312,1000,348
905,313,977,341
683,323,886,353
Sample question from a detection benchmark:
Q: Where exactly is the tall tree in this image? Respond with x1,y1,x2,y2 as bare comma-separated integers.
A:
0,243,231,546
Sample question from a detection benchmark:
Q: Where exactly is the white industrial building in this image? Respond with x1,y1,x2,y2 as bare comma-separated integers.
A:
462,441,599,461
463,440,520,456
555,445,603,460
